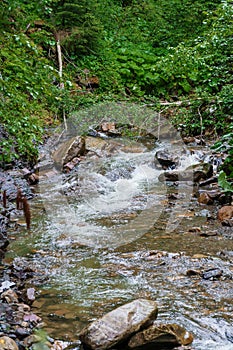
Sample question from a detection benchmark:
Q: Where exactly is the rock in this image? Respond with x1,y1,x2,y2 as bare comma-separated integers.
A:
218,193,233,205
85,136,108,157
199,176,218,187
186,269,201,276
202,268,223,280
221,219,233,227
63,157,80,172
217,206,233,222
155,150,178,169
1,289,19,304
27,173,39,185
128,323,194,349
1,177,33,202
101,122,116,133
14,327,30,339
0,230,9,250
26,288,36,302
158,170,192,182
23,313,41,324
105,167,133,181
0,336,19,350
198,192,214,205
52,136,85,170
0,281,15,293
199,231,218,237
22,334,43,348
183,136,196,144
79,299,158,350
185,163,213,182
188,227,201,233
34,158,54,173
159,163,213,183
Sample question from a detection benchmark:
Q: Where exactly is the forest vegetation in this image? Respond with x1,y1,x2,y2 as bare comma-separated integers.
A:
0,0,232,180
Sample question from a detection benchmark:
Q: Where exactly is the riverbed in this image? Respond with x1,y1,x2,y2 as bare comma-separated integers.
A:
5,114,233,350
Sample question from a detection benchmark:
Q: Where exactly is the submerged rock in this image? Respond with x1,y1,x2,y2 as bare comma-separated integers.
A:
79,299,158,350
128,323,194,349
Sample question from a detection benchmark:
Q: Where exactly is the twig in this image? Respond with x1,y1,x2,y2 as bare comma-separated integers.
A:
22,197,31,230
2,190,7,208
197,106,203,141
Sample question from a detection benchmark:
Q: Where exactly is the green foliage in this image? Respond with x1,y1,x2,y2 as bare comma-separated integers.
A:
218,170,233,193
50,0,103,56
0,29,59,166
0,0,232,166
213,130,233,179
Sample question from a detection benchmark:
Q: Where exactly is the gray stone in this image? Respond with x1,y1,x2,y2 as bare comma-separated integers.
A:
155,150,178,169
79,299,158,350
128,323,194,349
52,136,85,170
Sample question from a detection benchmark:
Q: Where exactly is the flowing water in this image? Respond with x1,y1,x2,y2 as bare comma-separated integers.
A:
6,136,233,350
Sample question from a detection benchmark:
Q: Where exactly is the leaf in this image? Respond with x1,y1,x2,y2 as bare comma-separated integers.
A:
218,170,233,193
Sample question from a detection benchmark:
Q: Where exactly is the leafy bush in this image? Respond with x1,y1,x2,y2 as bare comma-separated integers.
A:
0,0,232,166
0,31,59,166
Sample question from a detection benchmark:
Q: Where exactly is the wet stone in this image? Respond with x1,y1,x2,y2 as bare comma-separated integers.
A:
128,323,194,349
14,327,30,339
79,299,158,350
202,268,223,280
155,150,178,169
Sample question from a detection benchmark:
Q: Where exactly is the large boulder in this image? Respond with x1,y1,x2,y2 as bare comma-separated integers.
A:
52,136,85,170
79,299,158,350
128,323,194,349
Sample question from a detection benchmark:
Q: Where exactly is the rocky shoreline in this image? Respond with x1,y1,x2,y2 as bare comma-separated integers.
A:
0,171,44,349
